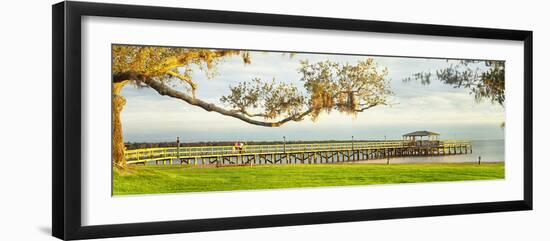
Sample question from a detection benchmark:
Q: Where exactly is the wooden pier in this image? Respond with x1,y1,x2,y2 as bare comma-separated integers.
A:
125,140,472,166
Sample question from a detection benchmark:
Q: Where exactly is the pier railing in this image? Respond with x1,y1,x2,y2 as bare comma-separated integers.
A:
125,140,471,165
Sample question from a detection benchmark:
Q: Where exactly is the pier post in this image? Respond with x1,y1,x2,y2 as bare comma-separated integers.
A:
176,136,180,165
351,135,354,152
288,153,296,164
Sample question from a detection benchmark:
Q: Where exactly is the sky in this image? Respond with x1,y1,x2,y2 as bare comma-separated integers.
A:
120,50,505,143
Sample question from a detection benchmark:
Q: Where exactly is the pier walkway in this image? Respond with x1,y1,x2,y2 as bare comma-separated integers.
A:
125,140,472,166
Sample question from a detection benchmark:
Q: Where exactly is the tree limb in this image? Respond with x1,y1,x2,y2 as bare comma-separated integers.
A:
166,70,197,97
355,103,385,112
142,77,312,127
113,71,148,83
236,109,270,118
332,102,385,112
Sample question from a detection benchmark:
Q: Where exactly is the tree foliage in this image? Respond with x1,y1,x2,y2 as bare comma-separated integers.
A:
404,60,505,105
221,59,391,125
112,46,250,96
220,78,307,120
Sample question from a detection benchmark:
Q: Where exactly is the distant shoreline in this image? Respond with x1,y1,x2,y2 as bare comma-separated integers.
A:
124,139,504,149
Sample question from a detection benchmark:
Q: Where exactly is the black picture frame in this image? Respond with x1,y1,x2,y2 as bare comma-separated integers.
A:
52,1,533,240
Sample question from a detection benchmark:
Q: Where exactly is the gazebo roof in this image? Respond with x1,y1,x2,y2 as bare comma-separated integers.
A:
402,130,440,137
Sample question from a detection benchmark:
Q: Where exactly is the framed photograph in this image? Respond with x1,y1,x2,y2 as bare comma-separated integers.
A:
52,1,533,240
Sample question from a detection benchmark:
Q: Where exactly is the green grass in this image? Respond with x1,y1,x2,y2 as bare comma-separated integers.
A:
113,162,504,195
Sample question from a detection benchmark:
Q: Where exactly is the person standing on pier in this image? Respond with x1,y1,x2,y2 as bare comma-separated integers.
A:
234,141,245,154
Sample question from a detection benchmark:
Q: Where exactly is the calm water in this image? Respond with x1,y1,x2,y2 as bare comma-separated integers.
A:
362,139,504,164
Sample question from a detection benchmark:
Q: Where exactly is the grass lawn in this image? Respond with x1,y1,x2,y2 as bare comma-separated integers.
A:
113,162,504,195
